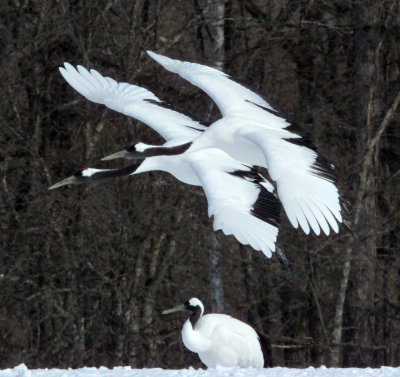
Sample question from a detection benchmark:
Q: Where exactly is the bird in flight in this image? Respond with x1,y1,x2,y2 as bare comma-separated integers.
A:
50,52,350,257
49,147,281,258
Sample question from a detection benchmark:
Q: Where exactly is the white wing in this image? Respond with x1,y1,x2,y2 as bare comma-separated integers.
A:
147,51,344,236
185,148,280,258
59,63,207,141
211,322,264,368
239,127,341,236
199,314,264,368
147,50,288,127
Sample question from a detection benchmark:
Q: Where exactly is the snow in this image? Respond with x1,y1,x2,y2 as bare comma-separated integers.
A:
1,364,399,377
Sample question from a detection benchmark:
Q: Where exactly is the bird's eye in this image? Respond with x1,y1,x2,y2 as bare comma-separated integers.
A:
126,145,136,152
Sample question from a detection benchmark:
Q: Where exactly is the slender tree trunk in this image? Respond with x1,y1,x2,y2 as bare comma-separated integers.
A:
211,0,225,71
207,0,226,313
209,233,224,312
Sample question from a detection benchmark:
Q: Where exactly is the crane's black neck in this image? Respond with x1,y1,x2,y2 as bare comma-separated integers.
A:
189,305,202,327
94,162,143,180
76,160,143,183
126,142,192,158
183,300,203,327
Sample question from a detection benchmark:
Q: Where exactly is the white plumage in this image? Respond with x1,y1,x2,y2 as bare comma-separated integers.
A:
59,62,206,142
162,298,264,368
57,55,347,238
145,51,344,236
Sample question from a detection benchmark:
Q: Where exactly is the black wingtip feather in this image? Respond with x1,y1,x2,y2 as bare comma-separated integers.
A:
251,186,281,227
310,154,338,183
229,167,281,228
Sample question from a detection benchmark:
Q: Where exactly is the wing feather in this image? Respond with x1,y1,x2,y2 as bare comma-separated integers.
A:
59,63,207,141
147,51,287,125
299,201,321,236
239,127,342,235
146,52,347,236
186,148,280,258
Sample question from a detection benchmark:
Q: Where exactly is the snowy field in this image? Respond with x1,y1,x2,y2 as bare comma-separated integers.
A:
1,364,399,377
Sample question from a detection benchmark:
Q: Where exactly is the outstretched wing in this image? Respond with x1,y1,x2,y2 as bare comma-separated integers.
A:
59,63,207,141
147,50,288,127
49,144,280,256
239,127,341,235
148,51,345,236
185,148,281,258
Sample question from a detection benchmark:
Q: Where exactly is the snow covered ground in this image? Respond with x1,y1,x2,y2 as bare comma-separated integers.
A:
1,364,399,377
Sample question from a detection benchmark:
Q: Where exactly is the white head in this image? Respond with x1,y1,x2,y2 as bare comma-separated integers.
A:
133,142,148,152
102,141,193,161
48,167,105,189
80,167,104,177
162,297,205,317
162,297,205,328
48,162,144,190
101,142,151,161
186,297,204,317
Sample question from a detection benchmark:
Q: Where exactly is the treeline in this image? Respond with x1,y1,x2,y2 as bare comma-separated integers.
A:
0,0,399,369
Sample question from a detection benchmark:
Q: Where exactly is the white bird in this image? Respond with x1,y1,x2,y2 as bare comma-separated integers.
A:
162,297,264,369
145,51,348,237
58,57,349,237
49,147,281,258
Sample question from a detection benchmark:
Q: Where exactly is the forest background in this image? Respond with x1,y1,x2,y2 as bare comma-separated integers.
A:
1,0,399,370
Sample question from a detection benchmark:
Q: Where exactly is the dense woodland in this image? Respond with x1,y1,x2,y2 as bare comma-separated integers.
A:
1,0,399,370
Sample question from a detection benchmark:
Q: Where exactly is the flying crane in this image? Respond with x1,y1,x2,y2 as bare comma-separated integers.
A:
57,56,349,237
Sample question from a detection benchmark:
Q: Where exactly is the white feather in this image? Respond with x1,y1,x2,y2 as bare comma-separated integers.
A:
170,298,264,368
51,146,280,257
59,63,206,141
185,148,279,257
146,51,345,236
58,56,346,240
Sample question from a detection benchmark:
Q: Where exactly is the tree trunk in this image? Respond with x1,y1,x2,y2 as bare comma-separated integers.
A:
207,0,226,313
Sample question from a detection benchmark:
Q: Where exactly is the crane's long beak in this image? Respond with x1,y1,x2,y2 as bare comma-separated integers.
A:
162,304,186,315
101,149,130,161
48,176,77,190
